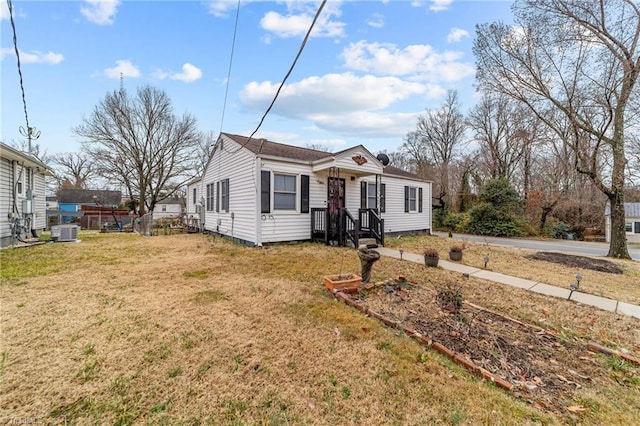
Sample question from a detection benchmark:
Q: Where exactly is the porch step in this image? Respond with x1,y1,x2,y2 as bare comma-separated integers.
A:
357,238,378,247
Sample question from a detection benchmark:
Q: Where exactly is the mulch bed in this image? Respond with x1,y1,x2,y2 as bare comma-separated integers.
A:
347,278,639,413
525,252,624,274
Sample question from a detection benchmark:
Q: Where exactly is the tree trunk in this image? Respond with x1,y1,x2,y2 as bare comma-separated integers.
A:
607,192,630,259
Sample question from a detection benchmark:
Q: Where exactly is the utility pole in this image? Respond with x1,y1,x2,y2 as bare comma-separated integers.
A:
19,125,40,156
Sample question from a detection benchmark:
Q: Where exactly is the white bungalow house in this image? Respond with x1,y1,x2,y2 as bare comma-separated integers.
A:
605,202,640,244
152,197,185,219
1,142,53,247
186,133,431,247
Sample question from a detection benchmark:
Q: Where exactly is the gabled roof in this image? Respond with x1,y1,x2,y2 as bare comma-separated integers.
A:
223,133,333,161
1,141,53,175
219,132,427,181
383,165,429,181
156,197,185,206
58,189,122,206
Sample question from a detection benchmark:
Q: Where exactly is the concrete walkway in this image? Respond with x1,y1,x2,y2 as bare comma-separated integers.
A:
376,247,640,320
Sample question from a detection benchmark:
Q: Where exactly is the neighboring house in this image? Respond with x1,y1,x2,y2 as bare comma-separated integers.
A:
1,142,53,246
605,203,640,244
56,189,122,224
152,197,185,219
186,133,432,247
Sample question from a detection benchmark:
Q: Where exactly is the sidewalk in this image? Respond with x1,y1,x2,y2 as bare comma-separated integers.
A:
375,247,640,320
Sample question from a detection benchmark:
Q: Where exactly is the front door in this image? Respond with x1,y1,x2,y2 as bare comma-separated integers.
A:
327,177,345,242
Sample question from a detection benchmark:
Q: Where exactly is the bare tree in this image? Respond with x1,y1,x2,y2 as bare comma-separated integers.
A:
75,86,200,216
467,93,529,182
402,90,467,211
50,152,94,190
473,0,640,259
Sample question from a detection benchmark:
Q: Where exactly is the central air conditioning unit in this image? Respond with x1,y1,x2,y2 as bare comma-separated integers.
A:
51,225,79,242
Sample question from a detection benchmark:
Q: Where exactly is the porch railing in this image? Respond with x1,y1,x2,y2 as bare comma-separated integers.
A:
311,207,382,247
359,208,384,246
341,208,359,248
311,208,327,243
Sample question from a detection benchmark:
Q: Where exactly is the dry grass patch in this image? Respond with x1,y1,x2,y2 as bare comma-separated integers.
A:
1,232,638,424
385,234,640,304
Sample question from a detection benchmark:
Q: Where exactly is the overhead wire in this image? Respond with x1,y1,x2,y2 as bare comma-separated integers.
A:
218,0,241,137
7,0,32,134
224,0,327,154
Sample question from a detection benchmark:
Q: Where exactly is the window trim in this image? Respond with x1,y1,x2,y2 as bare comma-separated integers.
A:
273,173,297,211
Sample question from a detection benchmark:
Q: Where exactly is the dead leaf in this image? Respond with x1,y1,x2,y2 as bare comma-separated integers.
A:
567,405,587,413
334,327,340,338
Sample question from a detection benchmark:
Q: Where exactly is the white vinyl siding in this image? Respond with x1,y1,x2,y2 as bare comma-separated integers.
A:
201,135,257,244
378,175,431,234
260,160,318,243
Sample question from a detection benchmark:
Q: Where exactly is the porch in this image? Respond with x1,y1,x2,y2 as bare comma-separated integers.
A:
310,207,384,248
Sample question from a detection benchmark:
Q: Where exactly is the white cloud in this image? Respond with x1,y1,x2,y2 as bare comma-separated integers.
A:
430,0,453,12
1,2,10,20
239,73,427,137
81,0,120,25
206,0,258,18
367,13,384,28
1,48,64,64
446,27,469,43
171,63,203,83
240,73,425,115
308,111,420,138
104,60,141,79
154,63,203,83
260,1,345,39
341,40,474,82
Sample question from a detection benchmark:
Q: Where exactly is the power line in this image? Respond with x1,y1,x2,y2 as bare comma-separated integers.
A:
218,0,241,136
7,0,33,139
225,0,327,154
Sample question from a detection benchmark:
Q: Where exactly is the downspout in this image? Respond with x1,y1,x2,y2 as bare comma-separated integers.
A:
255,155,262,247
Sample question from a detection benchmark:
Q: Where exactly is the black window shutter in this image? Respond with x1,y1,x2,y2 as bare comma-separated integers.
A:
301,174,310,214
361,181,367,209
224,178,230,211
635,222,640,233
404,186,409,213
216,181,220,213
380,184,386,213
418,187,423,213
261,171,270,213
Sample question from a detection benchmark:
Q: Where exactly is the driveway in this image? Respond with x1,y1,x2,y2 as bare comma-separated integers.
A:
432,231,640,261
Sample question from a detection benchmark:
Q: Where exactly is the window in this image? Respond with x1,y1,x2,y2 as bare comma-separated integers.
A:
274,174,296,210
162,205,167,212
206,183,214,211
192,188,196,205
215,180,229,212
15,166,23,195
626,222,633,233
404,186,421,213
368,183,377,209
361,181,383,211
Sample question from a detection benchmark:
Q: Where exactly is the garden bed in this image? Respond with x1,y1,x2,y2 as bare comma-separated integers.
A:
347,278,640,413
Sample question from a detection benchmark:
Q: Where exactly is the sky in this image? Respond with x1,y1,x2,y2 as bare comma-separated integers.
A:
1,0,514,156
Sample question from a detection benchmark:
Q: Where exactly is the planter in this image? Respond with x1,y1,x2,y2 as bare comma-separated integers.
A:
424,255,439,267
324,274,362,293
449,251,463,261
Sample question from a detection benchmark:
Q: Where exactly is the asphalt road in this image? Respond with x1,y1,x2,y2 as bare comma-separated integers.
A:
432,231,640,261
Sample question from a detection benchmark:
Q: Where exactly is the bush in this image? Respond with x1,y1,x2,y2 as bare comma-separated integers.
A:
464,179,528,237
547,221,571,239
442,212,471,232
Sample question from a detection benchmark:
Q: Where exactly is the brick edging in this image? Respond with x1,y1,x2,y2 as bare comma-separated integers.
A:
588,341,640,365
333,289,514,392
